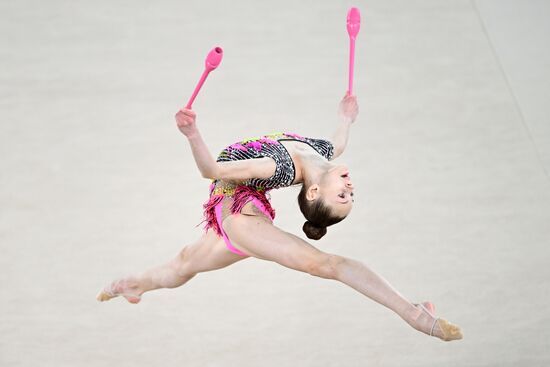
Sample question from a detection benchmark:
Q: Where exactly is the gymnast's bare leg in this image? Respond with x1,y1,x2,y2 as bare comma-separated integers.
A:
222,212,462,341
96,230,248,303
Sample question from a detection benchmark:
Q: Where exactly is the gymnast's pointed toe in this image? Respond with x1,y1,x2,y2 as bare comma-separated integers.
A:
414,303,463,342
437,319,463,341
96,289,114,302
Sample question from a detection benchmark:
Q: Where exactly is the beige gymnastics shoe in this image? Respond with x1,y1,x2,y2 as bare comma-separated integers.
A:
96,279,142,304
415,302,463,342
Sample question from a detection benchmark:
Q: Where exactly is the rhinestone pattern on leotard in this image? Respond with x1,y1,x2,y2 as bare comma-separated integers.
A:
214,132,334,190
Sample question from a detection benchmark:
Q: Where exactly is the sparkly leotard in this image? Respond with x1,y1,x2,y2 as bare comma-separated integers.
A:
200,132,334,256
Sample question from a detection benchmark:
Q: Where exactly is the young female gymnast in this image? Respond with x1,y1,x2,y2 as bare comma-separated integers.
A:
97,94,463,342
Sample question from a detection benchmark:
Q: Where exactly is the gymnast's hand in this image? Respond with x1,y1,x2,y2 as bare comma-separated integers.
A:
175,108,198,138
338,93,358,123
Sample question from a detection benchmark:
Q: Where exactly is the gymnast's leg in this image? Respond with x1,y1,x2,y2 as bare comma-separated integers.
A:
222,214,462,341
97,230,249,303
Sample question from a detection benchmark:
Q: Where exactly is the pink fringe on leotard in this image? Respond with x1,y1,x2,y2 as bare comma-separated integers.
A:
230,185,276,220
201,184,225,236
200,183,276,236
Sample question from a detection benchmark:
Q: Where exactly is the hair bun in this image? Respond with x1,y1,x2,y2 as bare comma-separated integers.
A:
303,221,327,240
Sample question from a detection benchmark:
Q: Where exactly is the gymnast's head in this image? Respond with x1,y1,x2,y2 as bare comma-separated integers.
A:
297,164,354,240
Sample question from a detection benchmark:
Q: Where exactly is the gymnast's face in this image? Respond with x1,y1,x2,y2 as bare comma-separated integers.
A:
318,164,355,217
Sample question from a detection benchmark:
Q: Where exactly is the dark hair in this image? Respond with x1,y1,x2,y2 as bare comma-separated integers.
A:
297,184,346,240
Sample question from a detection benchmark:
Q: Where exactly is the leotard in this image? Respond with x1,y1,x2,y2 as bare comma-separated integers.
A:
200,132,334,256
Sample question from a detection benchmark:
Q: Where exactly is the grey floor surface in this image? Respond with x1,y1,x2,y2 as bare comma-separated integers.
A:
1,0,549,366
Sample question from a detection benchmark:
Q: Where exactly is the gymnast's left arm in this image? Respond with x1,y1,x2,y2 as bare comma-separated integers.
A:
330,93,358,159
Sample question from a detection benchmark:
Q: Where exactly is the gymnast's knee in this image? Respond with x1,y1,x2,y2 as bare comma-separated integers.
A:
307,254,346,280
174,245,197,277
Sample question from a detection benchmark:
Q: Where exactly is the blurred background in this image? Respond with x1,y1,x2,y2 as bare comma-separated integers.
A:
1,0,549,366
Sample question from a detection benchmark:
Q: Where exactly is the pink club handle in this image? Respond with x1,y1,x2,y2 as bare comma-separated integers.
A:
346,7,361,95
186,47,223,109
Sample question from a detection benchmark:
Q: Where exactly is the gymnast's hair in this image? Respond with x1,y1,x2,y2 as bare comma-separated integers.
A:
297,184,346,240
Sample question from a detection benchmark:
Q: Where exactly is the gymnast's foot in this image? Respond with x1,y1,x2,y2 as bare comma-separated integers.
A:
411,301,463,342
96,277,142,304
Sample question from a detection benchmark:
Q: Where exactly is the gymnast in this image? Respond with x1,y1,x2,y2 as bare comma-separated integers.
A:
97,93,463,342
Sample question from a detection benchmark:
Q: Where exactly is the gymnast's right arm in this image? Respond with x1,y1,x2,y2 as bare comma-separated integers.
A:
331,93,358,159
175,108,275,182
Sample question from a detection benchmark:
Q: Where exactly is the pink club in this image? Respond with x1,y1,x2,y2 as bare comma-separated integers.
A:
346,7,361,95
186,47,224,109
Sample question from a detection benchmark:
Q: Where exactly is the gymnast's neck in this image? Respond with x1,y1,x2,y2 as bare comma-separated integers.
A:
294,151,333,185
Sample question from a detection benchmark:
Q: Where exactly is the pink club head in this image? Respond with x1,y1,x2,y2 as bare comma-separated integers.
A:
205,47,223,72
347,7,361,40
